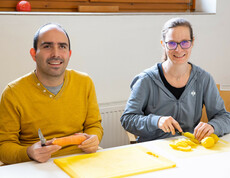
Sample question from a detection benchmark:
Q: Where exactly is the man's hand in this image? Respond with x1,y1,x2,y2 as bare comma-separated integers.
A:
194,122,214,141
77,133,99,153
158,116,183,135
27,139,61,163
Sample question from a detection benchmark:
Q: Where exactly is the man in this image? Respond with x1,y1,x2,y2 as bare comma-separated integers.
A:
0,23,103,164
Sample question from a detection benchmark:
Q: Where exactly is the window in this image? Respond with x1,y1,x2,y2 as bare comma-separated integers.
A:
0,0,195,12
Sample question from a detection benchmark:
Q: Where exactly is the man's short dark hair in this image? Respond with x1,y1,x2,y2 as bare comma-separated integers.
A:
33,23,71,51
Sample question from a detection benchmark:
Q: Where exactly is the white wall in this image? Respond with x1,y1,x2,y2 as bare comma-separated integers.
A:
0,0,229,104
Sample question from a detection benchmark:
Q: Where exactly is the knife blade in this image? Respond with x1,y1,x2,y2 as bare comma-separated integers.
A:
38,128,46,147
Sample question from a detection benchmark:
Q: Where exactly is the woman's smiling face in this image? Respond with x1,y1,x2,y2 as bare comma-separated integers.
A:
163,26,194,64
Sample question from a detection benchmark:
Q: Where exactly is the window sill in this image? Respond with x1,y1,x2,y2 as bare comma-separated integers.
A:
0,11,215,16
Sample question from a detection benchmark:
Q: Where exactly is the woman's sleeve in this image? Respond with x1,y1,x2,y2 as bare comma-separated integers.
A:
120,75,161,137
203,75,230,136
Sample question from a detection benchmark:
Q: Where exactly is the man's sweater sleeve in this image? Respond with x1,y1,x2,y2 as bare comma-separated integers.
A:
83,77,103,142
0,86,31,164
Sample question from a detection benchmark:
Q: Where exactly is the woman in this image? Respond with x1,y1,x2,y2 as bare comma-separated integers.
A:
120,18,230,143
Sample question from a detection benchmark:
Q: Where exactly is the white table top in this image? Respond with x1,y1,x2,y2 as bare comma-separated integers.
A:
1,134,230,178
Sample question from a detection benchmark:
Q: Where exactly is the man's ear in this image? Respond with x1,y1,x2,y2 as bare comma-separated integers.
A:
30,48,36,62
69,50,72,58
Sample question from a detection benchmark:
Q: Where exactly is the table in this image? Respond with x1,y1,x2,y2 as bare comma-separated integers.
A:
1,134,230,178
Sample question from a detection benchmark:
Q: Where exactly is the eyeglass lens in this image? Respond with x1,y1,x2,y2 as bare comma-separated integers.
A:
167,40,191,50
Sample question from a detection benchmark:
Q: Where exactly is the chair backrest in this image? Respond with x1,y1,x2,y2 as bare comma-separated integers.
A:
217,84,230,111
126,131,137,144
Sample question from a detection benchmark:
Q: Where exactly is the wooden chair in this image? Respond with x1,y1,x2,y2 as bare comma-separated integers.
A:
126,84,230,144
126,131,137,144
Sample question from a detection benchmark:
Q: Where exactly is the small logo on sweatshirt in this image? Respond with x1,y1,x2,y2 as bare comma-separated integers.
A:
191,90,196,96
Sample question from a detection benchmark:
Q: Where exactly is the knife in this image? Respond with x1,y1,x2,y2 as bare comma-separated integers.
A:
176,130,184,136
176,130,195,139
176,130,200,144
38,128,46,147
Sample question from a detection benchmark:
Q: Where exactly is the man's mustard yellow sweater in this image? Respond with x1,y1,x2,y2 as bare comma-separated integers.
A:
0,69,103,164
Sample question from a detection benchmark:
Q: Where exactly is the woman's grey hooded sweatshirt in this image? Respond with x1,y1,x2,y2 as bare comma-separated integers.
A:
120,63,230,142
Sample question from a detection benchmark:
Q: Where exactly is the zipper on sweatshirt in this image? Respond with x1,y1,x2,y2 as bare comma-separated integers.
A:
176,101,180,122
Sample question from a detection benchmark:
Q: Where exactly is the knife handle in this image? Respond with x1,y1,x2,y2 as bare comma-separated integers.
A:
176,130,183,135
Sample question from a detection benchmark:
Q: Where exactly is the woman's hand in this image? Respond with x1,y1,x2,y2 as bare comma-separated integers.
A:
158,116,183,135
194,122,214,141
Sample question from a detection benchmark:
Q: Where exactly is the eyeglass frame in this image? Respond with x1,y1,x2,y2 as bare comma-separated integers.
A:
164,40,193,50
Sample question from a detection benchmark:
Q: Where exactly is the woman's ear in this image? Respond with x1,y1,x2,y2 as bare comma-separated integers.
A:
161,40,165,49
30,48,36,62
192,37,195,47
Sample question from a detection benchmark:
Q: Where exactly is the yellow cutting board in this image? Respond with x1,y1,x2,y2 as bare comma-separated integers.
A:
54,145,176,178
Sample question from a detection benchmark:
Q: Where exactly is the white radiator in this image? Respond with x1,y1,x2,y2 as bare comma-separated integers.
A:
99,102,129,148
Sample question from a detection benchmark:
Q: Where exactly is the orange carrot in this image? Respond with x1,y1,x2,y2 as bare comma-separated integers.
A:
52,135,87,146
